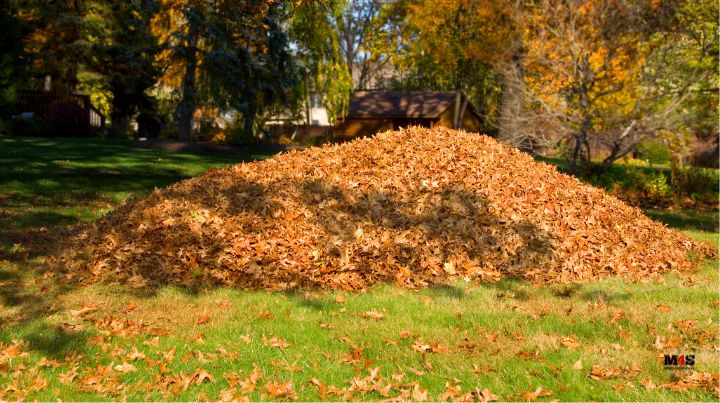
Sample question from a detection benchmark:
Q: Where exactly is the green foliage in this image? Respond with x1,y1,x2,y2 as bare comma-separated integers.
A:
635,140,671,165
289,0,352,124
93,0,163,136
673,166,719,196
642,171,672,197
6,116,51,137
0,0,22,114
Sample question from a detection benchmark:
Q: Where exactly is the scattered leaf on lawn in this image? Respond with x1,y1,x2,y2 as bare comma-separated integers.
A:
196,315,210,325
265,381,298,400
262,335,290,349
360,310,384,320
113,361,137,373
69,303,99,317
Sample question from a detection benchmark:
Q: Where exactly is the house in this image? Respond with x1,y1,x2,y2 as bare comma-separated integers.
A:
14,90,105,137
336,91,483,138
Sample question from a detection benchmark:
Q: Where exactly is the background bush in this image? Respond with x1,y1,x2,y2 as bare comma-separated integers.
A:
636,140,671,165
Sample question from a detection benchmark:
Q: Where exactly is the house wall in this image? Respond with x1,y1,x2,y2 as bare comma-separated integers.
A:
336,118,394,138
435,107,483,133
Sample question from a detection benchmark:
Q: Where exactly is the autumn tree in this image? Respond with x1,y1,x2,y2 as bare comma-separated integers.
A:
289,0,352,125
335,0,387,90
15,0,95,92
373,0,519,132
522,0,717,172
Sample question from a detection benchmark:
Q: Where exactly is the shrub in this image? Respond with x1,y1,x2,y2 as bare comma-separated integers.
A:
636,140,671,165
7,115,51,136
642,171,672,197
673,166,718,195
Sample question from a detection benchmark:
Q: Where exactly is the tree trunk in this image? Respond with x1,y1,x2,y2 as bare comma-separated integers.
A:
176,18,200,142
110,111,131,137
497,46,525,146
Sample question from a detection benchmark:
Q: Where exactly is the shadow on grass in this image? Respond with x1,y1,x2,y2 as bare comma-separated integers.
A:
0,136,276,354
644,209,719,233
427,284,465,300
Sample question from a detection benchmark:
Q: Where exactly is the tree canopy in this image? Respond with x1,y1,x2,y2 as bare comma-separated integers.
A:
2,0,716,169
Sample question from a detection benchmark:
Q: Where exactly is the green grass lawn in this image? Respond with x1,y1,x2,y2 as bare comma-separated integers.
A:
0,136,717,401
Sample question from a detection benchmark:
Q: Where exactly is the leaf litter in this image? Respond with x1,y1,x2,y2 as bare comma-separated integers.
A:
50,127,712,291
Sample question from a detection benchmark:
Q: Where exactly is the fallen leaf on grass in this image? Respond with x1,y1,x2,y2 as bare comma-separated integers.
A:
58,366,79,384
123,301,138,312
573,360,583,370
144,336,160,347
408,367,425,376
360,310,384,320
196,315,210,325
476,388,500,402
219,389,248,402
440,381,462,400
308,377,327,399
185,369,215,389
411,384,428,401
126,346,146,361
399,329,413,339
262,335,290,349
658,371,719,394
561,336,580,349
265,381,298,400
473,363,496,374
609,311,625,324
70,303,99,317
641,377,656,390
521,386,553,401
656,304,672,313
37,357,63,368
674,320,696,333
113,361,137,373
411,340,448,354
518,350,541,360
258,309,273,319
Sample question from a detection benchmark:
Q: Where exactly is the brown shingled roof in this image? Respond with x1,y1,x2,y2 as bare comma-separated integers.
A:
347,91,459,118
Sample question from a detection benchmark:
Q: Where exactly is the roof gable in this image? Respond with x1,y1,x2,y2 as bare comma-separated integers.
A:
347,91,460,119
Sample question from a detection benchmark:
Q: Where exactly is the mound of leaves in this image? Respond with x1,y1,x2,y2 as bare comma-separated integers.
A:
51,128,713,290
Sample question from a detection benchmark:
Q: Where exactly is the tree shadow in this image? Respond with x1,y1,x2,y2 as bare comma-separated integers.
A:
427,284,466,300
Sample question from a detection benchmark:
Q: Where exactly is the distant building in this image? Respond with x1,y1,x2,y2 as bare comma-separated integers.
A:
336,91,483,138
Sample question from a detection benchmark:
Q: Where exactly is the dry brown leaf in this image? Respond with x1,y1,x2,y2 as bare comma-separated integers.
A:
113,361,137,373
411,340,448,354
521,386,553,401
561,336,580,349
360,310,384,320
196,315,210,325
70,303,99,317
264,381,298,400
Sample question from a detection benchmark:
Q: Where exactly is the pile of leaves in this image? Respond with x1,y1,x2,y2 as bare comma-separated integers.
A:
51,128,713,290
